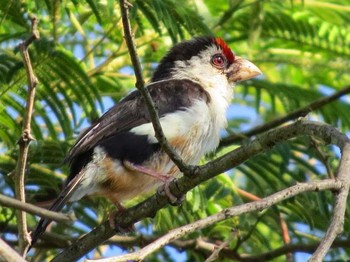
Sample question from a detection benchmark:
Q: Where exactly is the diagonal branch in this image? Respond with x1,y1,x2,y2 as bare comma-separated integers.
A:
52,120,350,262
220,85,350,147
0,238,26,262
15,16,40,256
118,0,191,174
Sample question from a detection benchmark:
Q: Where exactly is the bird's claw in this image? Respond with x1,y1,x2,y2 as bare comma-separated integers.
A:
108,204,135,234
157,178,185,206
108,208,135,233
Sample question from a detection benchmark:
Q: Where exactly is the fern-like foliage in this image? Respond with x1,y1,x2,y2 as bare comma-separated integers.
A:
0,0,350,261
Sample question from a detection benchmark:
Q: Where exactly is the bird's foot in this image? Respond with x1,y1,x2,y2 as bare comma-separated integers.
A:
109,202,135,233
157,178,185,206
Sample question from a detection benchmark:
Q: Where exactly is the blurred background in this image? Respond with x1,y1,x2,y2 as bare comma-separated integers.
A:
0,0,350,261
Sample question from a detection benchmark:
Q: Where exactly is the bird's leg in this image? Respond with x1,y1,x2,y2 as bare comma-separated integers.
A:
108,198,135,233
123,160,183,205
123,160,171,182
113,200,126,212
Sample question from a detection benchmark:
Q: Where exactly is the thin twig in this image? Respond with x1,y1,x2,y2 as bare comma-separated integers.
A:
0,238,26,262
220,85,350,147
310,143,350,261
15,16,40,256
310,137,335,179
234,186,260,201
237,239,350,262
0,194,72,223
204,231,236,262
234,214,264,252
233,186,291,258
87,38,157,77
118,0,191,174
279,213,292,261
79,18,121,64
53,120,349,262
86,179,342,262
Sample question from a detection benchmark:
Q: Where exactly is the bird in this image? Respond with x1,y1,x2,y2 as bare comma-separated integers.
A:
30,36,261,247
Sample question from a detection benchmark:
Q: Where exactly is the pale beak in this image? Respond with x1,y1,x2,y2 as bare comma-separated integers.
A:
227,56,262,82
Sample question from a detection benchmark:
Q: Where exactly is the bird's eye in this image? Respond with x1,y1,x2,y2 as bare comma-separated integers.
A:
211,54,227,69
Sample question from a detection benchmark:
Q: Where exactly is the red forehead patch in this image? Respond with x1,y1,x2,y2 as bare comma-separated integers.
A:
215,38,235,63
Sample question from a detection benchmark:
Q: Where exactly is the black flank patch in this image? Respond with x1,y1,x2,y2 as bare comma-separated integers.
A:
98,132,160,165
67,132,160,185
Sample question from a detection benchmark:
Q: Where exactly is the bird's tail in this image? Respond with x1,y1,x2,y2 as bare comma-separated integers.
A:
30,171,85,250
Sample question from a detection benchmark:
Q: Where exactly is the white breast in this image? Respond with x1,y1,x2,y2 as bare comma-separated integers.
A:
131,85,233,165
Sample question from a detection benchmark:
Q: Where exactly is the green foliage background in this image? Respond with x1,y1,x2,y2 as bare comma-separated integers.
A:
0,0,350,261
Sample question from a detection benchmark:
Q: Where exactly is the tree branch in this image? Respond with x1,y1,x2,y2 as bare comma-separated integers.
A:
310,142,350,261
16,231,350,261
0,194,72,223
15,16,40,256
86,179,342,262
118,0,191,174
52,120,350,262
220,85,350,147
188,238,350,262
0,238,26,262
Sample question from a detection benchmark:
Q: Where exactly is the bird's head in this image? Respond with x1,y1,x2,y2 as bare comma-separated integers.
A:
151,37,262,91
